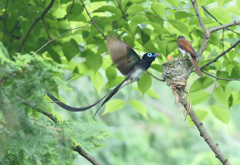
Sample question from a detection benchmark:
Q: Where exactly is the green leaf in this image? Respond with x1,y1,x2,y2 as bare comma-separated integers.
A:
67,3,85,21
137,73,152,94
86,54,102,72
62,39,79,61
169,20,189,36
127,4,145,14
189,77,214,93
213,86,232,107
130,15,147,32
151,2,166,17
90,72,104,94
175,11,193,20
189,91,210,105
106,66,117,80
208,9,232,24
146,89,160,99
187,110,208,126
168,0,178,7
94,5,121,16
211,105,230,124
216,71,229,86
103,99,125,115
129,100,147,118
232,91,240,106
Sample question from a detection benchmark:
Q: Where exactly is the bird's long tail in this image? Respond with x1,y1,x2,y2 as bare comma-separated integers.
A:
93,77,129,116
47,77,129,113
191,57,203,77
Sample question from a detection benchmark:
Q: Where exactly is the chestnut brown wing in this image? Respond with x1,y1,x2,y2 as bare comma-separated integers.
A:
177,38,198,58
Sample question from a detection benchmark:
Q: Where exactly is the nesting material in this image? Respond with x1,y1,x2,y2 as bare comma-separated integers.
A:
162,58,193,117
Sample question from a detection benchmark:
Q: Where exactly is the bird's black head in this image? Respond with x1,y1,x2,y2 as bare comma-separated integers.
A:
177,36,185,40
142,52,160,62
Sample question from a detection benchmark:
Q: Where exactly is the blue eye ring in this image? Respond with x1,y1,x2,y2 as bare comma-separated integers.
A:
147,53,152,57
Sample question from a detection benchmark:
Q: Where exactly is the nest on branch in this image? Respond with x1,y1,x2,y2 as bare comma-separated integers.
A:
162,58,193,115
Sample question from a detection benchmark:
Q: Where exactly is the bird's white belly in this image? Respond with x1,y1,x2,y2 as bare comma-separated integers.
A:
178,47,191,58
121,68,145,87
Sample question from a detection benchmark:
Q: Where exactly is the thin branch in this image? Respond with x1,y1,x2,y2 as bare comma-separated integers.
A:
80,0,107,39
49,74,76,91
146,71,165,82
209,20,240,34
200,39,240,69
23,100,102,165
191,0,208,37
74,146,101,165
202,6,240,35
3,0,9,16
31,17,108,56
58,0,75,20
17,0,55,52
42,18,52,40
191,0,209,57
176,88,231,165
116,0,127,20
202,70,240,81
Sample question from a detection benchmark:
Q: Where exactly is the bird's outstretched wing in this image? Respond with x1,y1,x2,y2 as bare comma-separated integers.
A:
107,37,141,76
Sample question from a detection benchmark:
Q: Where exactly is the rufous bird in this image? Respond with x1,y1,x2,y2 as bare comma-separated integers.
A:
177,36,203,77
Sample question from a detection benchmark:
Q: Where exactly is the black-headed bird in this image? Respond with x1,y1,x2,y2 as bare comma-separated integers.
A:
48,37,160,115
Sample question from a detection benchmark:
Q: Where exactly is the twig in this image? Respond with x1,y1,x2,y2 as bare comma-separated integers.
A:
17,0,55,52
116,0,127,20
80,0,107,39
3,0,9,16
191,0,209,57
191,0,208,37
74,146,101,165
31,17,108,56
202,70,240,81
176,88,231,165
49,74,76,91
209,20,240,34
202,6,240,35
23,100,102,164
42,18,52,40
146,71,165,82
200,39,240,69
58,0,75,20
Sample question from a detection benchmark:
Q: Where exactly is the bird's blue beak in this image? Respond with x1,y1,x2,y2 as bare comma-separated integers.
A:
153,53,161,57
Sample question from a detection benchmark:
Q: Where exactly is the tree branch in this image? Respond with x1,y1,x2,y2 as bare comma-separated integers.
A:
146,71,165,82
202,6,240,35
200,39,240,69
80,0,107,39
32,17,108,56
191,0,210,57
74,146,101,165
209,20,240,34
17,0,55,52
22,100,102,165
191,0,208,37
176,88,231,165
202,70,240,81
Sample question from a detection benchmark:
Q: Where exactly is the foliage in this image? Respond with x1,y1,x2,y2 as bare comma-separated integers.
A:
0,0,240,164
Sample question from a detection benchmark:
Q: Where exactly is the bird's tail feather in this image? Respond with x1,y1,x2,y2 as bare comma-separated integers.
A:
191,57,203,77
47,91,110,112
94,77,129,116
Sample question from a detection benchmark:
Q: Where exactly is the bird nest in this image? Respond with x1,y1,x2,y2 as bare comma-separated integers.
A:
162,58,193,116
162,58,193,89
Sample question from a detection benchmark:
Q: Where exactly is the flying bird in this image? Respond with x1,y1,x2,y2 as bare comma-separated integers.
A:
177,36,203,77
48,37,160,115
